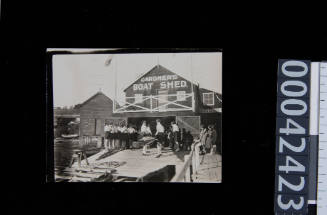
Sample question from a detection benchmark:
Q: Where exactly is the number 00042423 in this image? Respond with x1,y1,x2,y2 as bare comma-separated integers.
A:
275,59,310,214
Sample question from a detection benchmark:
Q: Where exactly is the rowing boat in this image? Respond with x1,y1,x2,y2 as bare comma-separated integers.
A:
61,134,79,139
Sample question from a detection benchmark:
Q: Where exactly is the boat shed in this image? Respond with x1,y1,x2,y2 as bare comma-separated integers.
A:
113,65,222,138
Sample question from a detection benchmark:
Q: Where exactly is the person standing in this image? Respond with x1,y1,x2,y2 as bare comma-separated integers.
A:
142,121,152,155
185,131,194,151
120,122,128,150
167,127,174,150
214,124,221,154
171,121,180,151
210,125,217,154
104,123,110,151
132,126,138,141
205,125,215,154
117,123,123,150
127,124,136,149
181,128,187,151
155,119,165,158
108,122,114,150
197,124,209,164
200,124,208,154
112,123,119,149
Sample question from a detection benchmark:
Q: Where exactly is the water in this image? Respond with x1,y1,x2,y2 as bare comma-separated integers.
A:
54,139,101,175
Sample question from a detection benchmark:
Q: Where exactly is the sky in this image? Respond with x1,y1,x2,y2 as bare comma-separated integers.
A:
52,51,222,107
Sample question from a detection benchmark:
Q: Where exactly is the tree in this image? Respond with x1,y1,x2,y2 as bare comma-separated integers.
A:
74,103,82,110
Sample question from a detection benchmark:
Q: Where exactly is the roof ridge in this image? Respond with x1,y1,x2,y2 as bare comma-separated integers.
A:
79,91,113,108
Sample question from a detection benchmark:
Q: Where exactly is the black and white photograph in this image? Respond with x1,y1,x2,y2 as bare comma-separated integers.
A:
4,3,327,214
50,50,222,182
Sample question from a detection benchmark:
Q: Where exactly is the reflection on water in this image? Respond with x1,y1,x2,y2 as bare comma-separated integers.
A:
54,139,101,175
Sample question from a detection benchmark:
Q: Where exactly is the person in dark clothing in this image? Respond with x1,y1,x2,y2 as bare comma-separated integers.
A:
210,124,218,154
163,128,170,148
214,124,221,154
155,119,165,157
205,125,217,154
167,127,174,150
171,121,180,151
181,128,187,151
104,123,110,151
184,131,194,151
127,124,136,149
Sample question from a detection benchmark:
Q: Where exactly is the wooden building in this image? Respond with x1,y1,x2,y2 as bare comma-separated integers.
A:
113,65,222,138
79,91,126,140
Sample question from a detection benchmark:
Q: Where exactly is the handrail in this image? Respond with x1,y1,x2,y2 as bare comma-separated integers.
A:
170,141,201,182
171,150,194,182
81,135,102,147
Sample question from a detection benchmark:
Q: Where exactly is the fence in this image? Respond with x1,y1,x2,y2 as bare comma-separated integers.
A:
113,93,195,113
170,142,201,182
80,135,102,148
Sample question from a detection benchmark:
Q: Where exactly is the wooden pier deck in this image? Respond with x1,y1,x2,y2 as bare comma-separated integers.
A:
56,144,222,182
192,154,222,183
70,147,191,181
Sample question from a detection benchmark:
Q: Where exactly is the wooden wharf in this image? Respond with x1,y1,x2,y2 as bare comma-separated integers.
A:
55,143,221,183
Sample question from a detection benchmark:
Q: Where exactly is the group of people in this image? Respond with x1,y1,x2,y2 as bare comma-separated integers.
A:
166,122,194,152
194,124,218,155
140,120,195,157
103,122,138,151
103,119,218,158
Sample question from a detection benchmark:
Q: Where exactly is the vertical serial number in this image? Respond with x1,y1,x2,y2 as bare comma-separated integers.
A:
275,60,310,214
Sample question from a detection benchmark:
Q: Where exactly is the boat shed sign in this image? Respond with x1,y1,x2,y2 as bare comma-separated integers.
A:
133,74,188,91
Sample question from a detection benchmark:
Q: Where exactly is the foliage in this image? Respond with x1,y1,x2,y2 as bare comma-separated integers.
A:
54,118,79,137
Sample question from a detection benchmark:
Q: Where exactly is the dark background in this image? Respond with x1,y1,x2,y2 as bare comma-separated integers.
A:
2,2,327,215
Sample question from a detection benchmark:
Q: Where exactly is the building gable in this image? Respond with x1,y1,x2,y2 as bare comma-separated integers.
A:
79,92,113,110
124,65,194,97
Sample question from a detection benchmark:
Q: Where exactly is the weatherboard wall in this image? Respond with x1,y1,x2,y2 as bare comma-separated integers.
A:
79,92,114,137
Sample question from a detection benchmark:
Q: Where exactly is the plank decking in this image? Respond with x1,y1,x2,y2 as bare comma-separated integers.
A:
72,147,190,180
193,153,222,183
58,147,222,182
